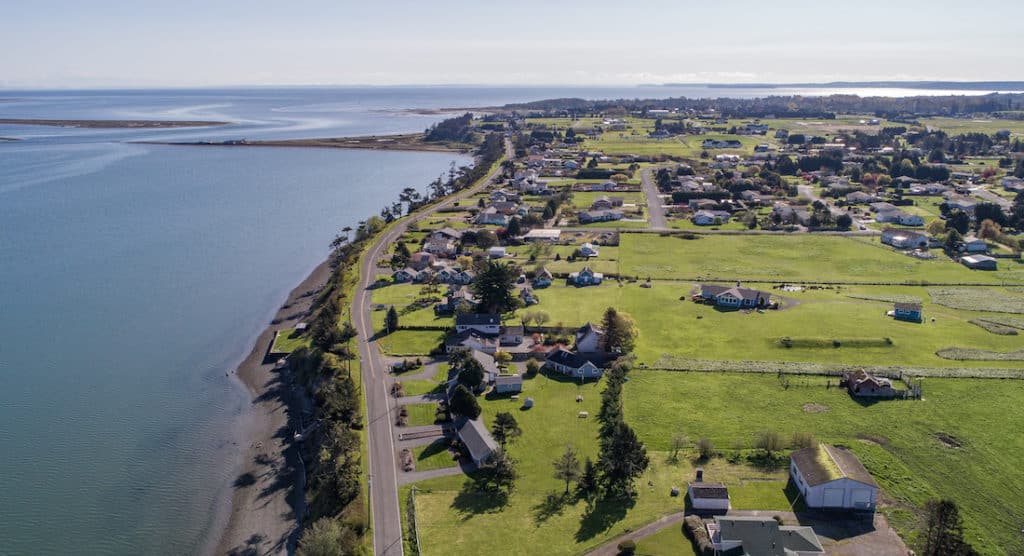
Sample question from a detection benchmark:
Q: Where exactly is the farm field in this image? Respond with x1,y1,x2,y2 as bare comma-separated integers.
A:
404,372,790,556
624,371,1024,555
617,233,1023,284
513,281,1024,369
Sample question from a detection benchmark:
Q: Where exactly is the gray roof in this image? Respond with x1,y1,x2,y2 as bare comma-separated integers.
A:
456,313,500,327
494,374,522,387
457,418,498,463
434,227,463,240
790,445,878,488
470,349,500,375
715,516,824,556
545,348,597,369
701,284,768,302
689,482,729,499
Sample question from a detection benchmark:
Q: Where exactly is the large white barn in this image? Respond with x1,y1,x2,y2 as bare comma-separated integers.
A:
790,445,878,511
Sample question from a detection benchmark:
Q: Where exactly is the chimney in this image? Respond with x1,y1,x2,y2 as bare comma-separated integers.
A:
695,468,704,482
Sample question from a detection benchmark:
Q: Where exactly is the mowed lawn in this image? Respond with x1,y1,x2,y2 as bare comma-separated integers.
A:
405,372,790,556
513,282,1024,369
624,371,1024,555
617,233,1022,285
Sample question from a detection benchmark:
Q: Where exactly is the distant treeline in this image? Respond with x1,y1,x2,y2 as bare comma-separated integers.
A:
424,112,475,143
502,93,1024,119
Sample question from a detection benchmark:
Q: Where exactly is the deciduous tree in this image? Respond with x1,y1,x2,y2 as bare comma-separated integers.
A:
552,445,582,494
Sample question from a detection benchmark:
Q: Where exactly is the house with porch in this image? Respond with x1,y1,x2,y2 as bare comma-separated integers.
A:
569,267,603,286
698,283,770,308
544,348,603,379
532,267,553,288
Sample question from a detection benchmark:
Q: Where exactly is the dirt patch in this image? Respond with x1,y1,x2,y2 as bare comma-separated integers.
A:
803,403,830,413
935,432,963,448
857,434,891,447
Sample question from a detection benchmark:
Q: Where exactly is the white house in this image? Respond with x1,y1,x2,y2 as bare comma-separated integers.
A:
455,314,501,335
579,243,600,258
790,445,878,511
687,470,730,510
544,348,602,379
575,323,605,353
692,209,731,226
881,228,929,249
494,374,523,394
488,246,507,259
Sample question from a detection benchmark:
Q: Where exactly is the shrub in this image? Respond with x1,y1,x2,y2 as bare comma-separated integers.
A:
616,540,636,555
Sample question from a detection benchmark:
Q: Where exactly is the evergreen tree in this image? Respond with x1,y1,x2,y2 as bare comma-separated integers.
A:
597,420,649,498
552,445,582,494
484,449,517,494
449,384,481,419
919,499,978,556
506,216,522,237
471,260,518,314
491,412,522,448
385,306,399,334
577,457,599,498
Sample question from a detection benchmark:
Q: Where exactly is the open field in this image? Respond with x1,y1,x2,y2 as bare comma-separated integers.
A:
917,117,1024,136
412,439,459,472
270,328,309,353
635,523,698,556
399,364,449,396
403,402,442,427
624,371,1024,555
514,282,1024,368
617,233,1023,284
405,372,790,556
378,330,444,356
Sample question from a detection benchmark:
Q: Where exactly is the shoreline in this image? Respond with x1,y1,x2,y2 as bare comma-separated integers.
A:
0,118,231,128
213,256,334,556
137,133,470,153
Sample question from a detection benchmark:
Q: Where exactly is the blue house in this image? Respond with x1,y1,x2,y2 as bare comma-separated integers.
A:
569,267,603,287
532,268,553,288
893,302,923,322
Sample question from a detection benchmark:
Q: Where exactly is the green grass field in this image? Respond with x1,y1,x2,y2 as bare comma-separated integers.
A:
617,233,1022,285
514,281,1024,368
635,524,698,556
379,330,444,356
271,328,309,353
624,371,1024,555
403,402,441,427
400,364,449,396
413,439,459,471
405,372,790,556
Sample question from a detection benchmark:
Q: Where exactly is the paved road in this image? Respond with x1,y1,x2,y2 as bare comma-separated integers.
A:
970,185,1012,209
640,168,669,230
354,138,512,556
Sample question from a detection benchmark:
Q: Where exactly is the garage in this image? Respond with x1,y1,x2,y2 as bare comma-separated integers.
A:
851,489,874,509
790,444,879,511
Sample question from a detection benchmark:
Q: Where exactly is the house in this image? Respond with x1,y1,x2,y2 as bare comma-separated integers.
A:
790,444,879,511
435,266,461,284
575,322,605,353
488,246,507,259
523,229,561,242
842,369,899,398
423,238,456,257
409,252,436,271
945,196,977,215
590,195,624,211
869,201,897,213
475,207,509,226
893,302,923,323
707,516,824,556
532,268,553,288
454,269,475,285
702,139,743,149
445,330,498,354
692,209,731,226
455,314,501,335
569,267,603,286
579,243,600,258
1002,176,1024,192
500,325,524,346
699,283,770,308
432,227,463,242
457,418,498,466
962,235,988,253
545,348,602,379
875,209,923,226
519,287,538,306
392,268,418,283
739,190,762,203
961,254,997,270
578,209,623,224
435,287,477,315
845,191,879,204
687,469,730,511
494,374,523,394
881,228,930,249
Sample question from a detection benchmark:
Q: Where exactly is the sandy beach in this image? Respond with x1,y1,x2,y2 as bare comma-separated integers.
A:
214,258,333,556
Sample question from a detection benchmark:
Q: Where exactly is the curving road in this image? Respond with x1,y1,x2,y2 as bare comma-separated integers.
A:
354,138,512,556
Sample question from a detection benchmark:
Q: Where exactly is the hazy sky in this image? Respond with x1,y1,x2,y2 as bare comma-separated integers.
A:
2,0,1022,88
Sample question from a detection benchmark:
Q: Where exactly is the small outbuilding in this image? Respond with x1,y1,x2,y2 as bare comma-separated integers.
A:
960,254,997,271
687,469,730,511
893,302,923,322
456,417,498,466
790,444,878,511
494,374,523,394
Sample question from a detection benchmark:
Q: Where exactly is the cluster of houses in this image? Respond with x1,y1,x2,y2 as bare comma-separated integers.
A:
475,189,530,227
393,260,474,285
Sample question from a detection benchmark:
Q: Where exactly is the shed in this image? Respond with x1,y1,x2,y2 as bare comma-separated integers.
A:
960,254,997,271
457,417,498,466
790,445,878,511
494,374,523,394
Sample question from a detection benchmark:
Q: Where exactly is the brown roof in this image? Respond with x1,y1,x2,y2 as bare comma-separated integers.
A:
791,445,878,488
688,482,729,499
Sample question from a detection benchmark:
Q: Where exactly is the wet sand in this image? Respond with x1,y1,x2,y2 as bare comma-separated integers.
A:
214,258,332,555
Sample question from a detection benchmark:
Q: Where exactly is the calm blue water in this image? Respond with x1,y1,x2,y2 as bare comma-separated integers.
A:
0,84,1006,554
